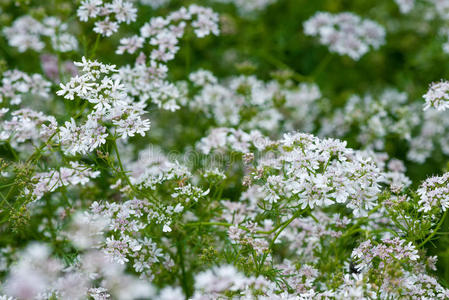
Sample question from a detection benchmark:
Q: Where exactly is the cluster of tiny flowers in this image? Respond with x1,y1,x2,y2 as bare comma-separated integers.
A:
417,172,449,213
408,108,449,162
115,6,219,111
28,162,100,200
86,200,174,277
351,238,449,298
3,16,78,53
255,132,381,216
212,0,278,14
321,89,420,151
423,80,449,111
129,146,192,191
197,127,271,154
303,11,385,60
370,153,411,192
77,0,138,36
117,5,219,57
200,130,381,216
137,0,171,9
0,109,56,146
0,240,154,299
0,70,51,105
188,70,322,132
395,0,415,13
227,224,269,254
57,57,150,155
117,54,183,111
352,237,419,272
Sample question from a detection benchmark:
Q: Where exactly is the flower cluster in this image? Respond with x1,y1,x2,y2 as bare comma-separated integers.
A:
0,108,56,146
408,109,449,162
188,71,322,132
0,70,51,105
417,172,449,213
321,89,420,151
3,16,78,53
352,237,419,272
138,0,170,9
77,0,138,36
423,80,449,111
28,162,99,201
254,132,381,215
116,6,219,111
2,241,153,299
395,0,415,14
57,57,150,155
351,238,449,298
213,0,278,14
118,5,219,57
304,12,385,60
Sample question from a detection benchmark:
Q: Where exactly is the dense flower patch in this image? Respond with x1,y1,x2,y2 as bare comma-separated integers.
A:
1,0,449,299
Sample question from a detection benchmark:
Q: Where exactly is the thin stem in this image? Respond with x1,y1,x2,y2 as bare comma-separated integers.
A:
258,51,311,82
340,204,382,239
72,102,89,120
0,187,13,209
258,209,303,274
311,53,332,79
184,216,305,236
177,238,190,299
184,221,250,233
111,139,136,192
89,35,101,59
269,209,303,248
6,142,18,161
26,132,58,164
418,210,448,248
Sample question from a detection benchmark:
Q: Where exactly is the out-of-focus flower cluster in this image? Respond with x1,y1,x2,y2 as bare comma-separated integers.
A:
303,12,385,60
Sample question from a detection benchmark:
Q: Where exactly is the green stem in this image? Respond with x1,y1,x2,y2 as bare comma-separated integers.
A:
258,51,311,82
419,210,448,248
89,35,101,59
177,238,190,299
340,204,382,239
26,132,58,164
5,142,18,161
72,102,89,120
311,53,332,79
184,221,250,233
111,139,136,192
257,209,303,274
269,209,303,248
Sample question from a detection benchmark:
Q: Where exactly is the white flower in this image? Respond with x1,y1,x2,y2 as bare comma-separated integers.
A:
423,80,449,111
94,18,119,37
116,35,144,54
304,12,385,60
78,0,103,22
162,224,172,232
395,0,415,13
